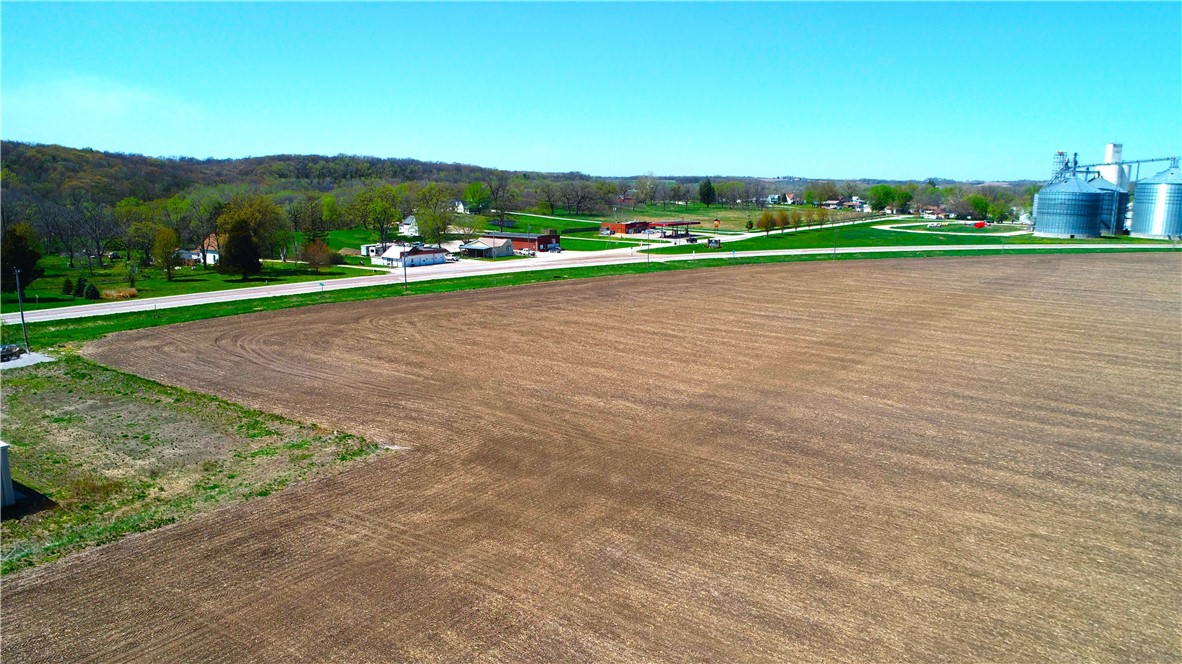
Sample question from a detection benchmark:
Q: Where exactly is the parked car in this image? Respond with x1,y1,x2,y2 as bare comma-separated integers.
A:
445,254,460,262
1,344,26,362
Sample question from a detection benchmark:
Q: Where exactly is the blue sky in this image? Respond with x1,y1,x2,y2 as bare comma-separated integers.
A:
3,2,1179,181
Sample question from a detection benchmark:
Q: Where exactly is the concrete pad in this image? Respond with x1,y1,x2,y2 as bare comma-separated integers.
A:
0,352,57,371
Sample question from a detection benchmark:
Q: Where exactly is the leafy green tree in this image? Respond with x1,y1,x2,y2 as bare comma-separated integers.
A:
321,195,342,229
415,182,454,246
84,282,101,300
988,202,1011,222
891,186,913,212
966,194,990,220
217,194,289,260
464,182,490,214
803,188,818,205
1,223,43,296
62,277,75,295
867,184,895,211
698,179,716,207
73,277,88,298
151,225,181,281
217,219,262,280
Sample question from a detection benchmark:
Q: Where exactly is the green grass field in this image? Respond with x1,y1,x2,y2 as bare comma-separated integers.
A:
522,203,877,231
0,255,380,314
559,237,651,251
647,220,1173,255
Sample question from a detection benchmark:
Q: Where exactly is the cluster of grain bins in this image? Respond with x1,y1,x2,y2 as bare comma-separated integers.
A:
1034,145,1181,239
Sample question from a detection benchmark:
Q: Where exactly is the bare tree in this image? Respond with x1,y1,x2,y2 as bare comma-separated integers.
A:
485,170,513,220
536,181,559,215
34,199,83,268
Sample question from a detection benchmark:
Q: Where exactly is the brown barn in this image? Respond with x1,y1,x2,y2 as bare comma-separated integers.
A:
600,220,649,235
484,231,561,252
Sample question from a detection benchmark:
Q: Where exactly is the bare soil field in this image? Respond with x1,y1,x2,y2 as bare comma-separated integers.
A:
4,253,1180,662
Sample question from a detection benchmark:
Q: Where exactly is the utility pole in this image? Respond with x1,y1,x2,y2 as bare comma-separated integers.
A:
14,268,31,352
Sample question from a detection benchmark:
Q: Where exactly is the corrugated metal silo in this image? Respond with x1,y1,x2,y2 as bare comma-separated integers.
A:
1088,175,1129,235
1032,177,1102,238
1130,165,1182,238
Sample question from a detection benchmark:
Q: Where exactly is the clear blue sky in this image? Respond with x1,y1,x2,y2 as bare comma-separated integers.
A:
3,2,1179,181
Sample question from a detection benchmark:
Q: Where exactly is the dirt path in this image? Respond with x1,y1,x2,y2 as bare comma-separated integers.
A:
4,253,1180,662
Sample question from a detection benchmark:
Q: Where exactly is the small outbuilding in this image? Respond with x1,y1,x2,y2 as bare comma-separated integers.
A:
459,237,515,258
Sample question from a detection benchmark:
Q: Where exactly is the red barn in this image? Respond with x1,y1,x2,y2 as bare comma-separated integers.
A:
600,220,649,235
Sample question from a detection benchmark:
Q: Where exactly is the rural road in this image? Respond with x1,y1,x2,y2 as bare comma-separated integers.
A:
1,240,1168,324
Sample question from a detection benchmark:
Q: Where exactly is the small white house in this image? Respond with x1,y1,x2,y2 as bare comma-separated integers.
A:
452,200,468,215
766,194,780,205
375,244,448,268
399,215,419,237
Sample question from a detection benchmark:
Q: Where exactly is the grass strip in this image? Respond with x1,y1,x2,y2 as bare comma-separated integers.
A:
2,246,1170,350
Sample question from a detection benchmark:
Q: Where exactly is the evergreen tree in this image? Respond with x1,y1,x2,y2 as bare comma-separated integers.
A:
0,224,43,297
217,220,262,280
698,179,716,207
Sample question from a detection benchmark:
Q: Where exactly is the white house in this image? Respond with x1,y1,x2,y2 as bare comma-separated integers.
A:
399,215,419,237
375,244,448,268
452,200,468,215
766,194,781,205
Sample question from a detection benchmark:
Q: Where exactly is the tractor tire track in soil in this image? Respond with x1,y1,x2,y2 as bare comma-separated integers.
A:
3,253,1180,662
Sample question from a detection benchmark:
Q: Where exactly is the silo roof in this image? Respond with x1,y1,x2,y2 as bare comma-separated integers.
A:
1087,176,1123,192
1041,177,1101,194
1140,166,1182,185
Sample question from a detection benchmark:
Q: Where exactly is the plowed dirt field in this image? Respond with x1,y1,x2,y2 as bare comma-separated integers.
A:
4,253,1180,662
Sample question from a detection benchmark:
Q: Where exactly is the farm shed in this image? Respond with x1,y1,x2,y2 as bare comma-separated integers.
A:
459,237,514,258
484,231,561,252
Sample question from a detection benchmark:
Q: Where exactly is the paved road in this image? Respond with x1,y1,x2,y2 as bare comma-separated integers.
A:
2,240,1167,325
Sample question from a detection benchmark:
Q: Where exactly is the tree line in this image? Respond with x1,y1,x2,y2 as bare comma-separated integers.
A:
1,141,1040,296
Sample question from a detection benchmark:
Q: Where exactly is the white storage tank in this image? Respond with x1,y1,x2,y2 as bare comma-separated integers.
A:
1130,164,1182,238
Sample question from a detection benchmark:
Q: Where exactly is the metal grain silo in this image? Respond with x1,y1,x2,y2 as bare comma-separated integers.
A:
1088,175,1129,235
1130,165,1182,238
1032,177,1102,238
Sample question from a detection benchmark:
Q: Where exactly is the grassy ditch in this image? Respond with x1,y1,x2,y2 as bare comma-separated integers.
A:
648,220,1174,254
0,355,381,574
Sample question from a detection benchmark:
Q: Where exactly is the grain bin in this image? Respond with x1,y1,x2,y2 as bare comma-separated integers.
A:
1130,164,1182,238
1032,177,1102,238
1088,175,1129,235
